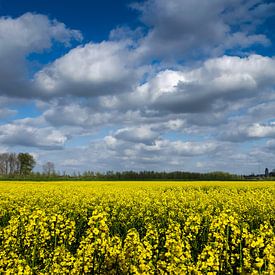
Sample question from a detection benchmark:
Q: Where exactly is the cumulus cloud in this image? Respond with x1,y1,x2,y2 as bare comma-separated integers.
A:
105,131,217,156
114,126,159,145
222,123,275,142
133,0,274,60
99,133,222,171
33,136,274,174
34,40,143,97
43,103,114,127
0,12,81,98
108,54,275,118
0,123,67,150
0,12,81,56
153,139,218,156
99,134,219,171
13,52,271,166
35,53,275,151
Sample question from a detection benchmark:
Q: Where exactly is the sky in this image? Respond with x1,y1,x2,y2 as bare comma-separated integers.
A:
0,0,275,174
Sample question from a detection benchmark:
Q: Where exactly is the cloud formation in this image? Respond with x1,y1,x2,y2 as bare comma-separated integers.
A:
222,123,275,142
0,123,67,150
133,0,274,60
34,40,142,97
0,12,81,98
0,2,275,173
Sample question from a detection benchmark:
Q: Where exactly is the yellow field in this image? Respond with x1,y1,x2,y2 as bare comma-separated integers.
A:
0,181,274,274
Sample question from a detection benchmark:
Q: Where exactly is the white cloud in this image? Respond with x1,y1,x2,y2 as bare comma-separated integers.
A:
0,12,81,56
31,136,275,174
222,123,275,142
0,123,67,150
43,103,113,127
132,0,274,60
136,70,186,101
247,124,275,138
151,139,218,156
34,54,275,151
35,40,142,97
114,126,159,145
0,12,81,98
112,54,275,117
105,130,217,157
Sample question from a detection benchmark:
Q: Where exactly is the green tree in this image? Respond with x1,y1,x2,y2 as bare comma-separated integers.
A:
18,153,36,175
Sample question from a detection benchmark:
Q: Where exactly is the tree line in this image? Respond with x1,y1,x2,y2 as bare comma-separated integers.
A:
78,170,244,181
0,152,264,181
0,153,36,176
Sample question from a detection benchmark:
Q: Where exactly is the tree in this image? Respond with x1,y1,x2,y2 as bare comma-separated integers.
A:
42,162,55,176
18,153,36,175
8,153,20,175
0,154,7,175
0,153,20,175
0,153,9,175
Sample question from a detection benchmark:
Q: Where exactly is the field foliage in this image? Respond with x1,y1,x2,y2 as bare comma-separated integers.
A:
0,181,274,274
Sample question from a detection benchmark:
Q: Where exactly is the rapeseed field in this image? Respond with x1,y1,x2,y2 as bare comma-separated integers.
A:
0,181,274,274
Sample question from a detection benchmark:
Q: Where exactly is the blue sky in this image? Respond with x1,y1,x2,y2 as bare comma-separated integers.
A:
0,0,141,38
0,0,275,174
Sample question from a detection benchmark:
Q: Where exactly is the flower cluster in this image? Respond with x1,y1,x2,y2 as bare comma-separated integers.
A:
0,180,274,274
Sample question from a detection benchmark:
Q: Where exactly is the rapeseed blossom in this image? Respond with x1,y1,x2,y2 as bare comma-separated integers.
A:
0,180,274,274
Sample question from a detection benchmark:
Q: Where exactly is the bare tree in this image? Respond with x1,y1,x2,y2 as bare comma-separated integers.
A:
9,153,20,175
0,153,10,175
0,154,5,175
0,153,20,175
3,153,9,175
42,162,55,176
